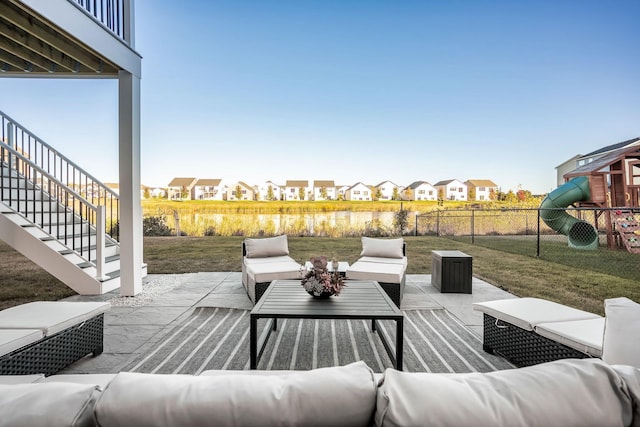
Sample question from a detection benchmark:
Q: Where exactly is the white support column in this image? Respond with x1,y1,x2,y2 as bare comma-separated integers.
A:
118,70,142,296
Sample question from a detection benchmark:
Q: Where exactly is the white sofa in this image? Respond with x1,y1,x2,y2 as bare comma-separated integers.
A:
1,359,639,427
0,302,110,376
346,237,407,307
241,235,304,304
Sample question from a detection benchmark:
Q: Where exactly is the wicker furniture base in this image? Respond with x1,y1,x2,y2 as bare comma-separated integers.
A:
255,282,271,304
379,275,405,308
0,314,104,376
482,313,591,367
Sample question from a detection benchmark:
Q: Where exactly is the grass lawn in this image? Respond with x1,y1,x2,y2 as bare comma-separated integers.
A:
2,236,638,314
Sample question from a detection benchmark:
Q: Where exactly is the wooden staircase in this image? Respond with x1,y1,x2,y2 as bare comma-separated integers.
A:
611,209,640,254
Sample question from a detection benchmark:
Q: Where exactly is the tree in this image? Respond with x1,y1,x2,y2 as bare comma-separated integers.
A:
298,187,305,201
267,185,274,201
393,204,409,236
180,185,189,200
504,190,518,203
392,187,400,201
467,187,476,201
320,187,327,200
373,187,382,201
234,185,242,200
489,188,497,201
143,187,151,199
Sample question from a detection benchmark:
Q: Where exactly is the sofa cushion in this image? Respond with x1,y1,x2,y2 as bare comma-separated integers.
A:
375,358,634,427
347,260,406,284
38,374,117,390
247,261,302,284
0,374,44,385
357,256,407,266
95,361,377,427
0,382,100,427
602,297,640,368
360,237,404,259
244,255,297,266
472,297,601,331
244,235,289,258
0,302,110,336
0,329,43,357
534,317,604,357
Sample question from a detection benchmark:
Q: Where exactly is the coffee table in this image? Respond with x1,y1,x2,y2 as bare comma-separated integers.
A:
250,279,404,370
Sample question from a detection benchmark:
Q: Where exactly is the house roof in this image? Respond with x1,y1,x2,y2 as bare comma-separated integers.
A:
555,154,582,170
566,145,640,177
285,180,309,187
375,180,397,187
406,180,427,189
195,179,221,186
347,182,369,190
465,179,497,187
581,137,640,158
313,180,335,187
168,177,197,187
237,181,254,191
433,179,458,186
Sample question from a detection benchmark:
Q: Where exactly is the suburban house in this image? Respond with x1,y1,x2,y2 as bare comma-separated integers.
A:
284,180,309,201
148,187,167,198
226,181,255,201
465,179,499,201
434,179,468,201
255,180,283,201
375,180,399,200
402,181,437,201
346,182,372,201
313,180,336,201
336,184,350,200
556,138,640,187
194,178,224,200
167,177,197,200
0,0,144,296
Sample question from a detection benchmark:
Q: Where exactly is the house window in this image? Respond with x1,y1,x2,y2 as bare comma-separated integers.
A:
290,188,295,193
364,191,369,195
458,187,463,192
479,195,485,200
428,190,433,195
354,191,361,195
418,190,425,194
479,187,485,191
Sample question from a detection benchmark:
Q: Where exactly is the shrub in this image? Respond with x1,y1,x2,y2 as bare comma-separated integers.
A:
143,215,173,236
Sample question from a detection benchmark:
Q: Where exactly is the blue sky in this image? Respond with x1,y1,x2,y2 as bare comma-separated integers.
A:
1,0,639,194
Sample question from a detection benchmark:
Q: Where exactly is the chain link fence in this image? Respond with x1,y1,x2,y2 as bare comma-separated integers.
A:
415,207,640,281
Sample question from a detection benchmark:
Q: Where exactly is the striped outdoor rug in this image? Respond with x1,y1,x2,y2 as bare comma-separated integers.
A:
125,307,514,374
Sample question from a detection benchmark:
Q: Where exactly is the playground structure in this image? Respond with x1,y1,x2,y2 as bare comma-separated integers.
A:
540,145,640,253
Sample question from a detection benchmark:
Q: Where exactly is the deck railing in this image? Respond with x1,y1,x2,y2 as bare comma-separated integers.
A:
69,0,130,43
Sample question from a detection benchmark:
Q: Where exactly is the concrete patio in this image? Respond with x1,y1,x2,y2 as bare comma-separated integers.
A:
61,273,516,374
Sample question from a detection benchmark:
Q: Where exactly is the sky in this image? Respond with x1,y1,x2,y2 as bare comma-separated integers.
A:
1,0,639,194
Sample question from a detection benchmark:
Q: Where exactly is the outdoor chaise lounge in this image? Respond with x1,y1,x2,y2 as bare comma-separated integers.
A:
242,235,304,304
473,297,607,367
0,301,109,376
346,237,407,307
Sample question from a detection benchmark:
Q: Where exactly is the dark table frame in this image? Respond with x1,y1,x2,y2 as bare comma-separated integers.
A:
250,280,404,370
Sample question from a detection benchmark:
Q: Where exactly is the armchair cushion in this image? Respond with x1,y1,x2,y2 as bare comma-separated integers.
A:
244,235,289,258
360,237,404,259
602,297,640,368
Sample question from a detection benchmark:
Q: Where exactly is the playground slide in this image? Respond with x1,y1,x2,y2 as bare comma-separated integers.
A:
539,176,599,250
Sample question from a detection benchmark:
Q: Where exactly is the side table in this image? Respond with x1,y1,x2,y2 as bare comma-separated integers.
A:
431,250,472,293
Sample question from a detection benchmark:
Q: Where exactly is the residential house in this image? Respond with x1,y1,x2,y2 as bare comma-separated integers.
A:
226,181,255,201
284,180,309,201
255,181,283,201
556,138,640,186
465,180,499,201
346,182,372,201
313,180,336,201
375,180,399,200
336,185,350,200
194,179,224,200
148,187,167,198
167,177,197,200
402,181,437,201
434,179,467,201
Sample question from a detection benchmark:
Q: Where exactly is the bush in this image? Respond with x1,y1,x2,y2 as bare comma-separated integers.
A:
143,215,173,236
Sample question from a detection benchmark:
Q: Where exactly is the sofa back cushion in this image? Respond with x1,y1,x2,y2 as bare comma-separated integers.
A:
244,235,290,258
360,237,404,259
0,382,100,427
95,361,377,427
375,358,634,427
602,297,640,368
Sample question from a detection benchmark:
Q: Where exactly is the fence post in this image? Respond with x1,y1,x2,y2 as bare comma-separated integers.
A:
536,208,541,257
436,210,440,237
415,214,418,236
96,205,108,281
471,209,475,244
